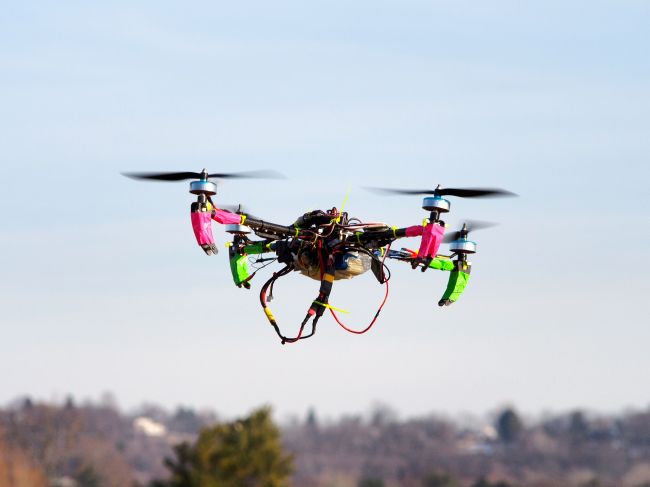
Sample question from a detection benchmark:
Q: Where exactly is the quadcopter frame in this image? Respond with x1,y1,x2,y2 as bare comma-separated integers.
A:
191,196,471,344
124,169,511,345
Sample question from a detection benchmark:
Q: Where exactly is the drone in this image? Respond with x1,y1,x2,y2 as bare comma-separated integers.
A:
124,169,516,344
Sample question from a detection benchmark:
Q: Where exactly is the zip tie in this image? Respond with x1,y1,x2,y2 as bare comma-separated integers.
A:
392,226,398,237
294,227,300,237
313,301,350,314
240,214,247,225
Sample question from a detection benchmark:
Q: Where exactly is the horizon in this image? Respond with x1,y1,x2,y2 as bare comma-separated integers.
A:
5,391,648,426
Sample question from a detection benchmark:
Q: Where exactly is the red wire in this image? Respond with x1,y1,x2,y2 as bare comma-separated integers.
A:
330,279,389,334
318,240,391,335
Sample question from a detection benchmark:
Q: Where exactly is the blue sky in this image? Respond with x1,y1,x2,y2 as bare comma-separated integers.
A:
1,1,648,420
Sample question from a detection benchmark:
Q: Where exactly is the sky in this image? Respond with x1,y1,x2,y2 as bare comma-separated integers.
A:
1,1,649,421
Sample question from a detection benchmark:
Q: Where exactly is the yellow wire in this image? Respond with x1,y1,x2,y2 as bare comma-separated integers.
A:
334,186,352,223
313,301,350,314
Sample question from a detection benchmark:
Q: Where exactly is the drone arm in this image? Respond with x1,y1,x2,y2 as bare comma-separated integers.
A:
358,223,446,271
412,222,445,271
384,251,453,270
357,225,423,244
243,241,275,255
206,206,292,237
428,257,455,271
205,206,292,245
240,215,293,239
211,208,244,225
191,203,258,255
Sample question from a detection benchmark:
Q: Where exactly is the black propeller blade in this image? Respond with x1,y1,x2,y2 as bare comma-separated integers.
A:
207,170,285,180
216,203,260,220
366,186,516,198
443,220,498,243
438,187,516,198
365,187,439,195
123,171,203,181
123,169,285,182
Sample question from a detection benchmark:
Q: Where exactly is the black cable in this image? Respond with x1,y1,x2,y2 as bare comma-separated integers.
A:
259,265,320,344
249,256,277,272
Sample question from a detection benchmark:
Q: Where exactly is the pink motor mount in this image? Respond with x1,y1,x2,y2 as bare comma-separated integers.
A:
191,205,245,255
404,225,424,238
191,207,218,255
413,222,445,267
211,208,244,225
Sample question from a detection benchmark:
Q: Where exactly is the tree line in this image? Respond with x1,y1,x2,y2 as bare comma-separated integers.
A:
2,397,650,487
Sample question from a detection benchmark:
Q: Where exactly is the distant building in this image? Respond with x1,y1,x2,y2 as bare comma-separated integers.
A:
50,477,77,487
133,416,167,437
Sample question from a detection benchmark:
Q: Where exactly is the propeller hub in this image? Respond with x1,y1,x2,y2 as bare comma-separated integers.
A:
422,196,450,213
189,180,217,196
449,239,477,254
225,224,252,235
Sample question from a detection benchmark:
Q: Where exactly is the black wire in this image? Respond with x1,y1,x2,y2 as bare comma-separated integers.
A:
250,257,278,272
259,265,310,344
351,245,392,283
381,261,392,282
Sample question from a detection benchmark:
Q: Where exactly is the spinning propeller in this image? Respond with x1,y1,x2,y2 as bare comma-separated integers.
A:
219,203,251,213
367,184,517,215
217,203,261,220
366,185,516,198
123,169,284,182
124,168,285,197
443,220,498,243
